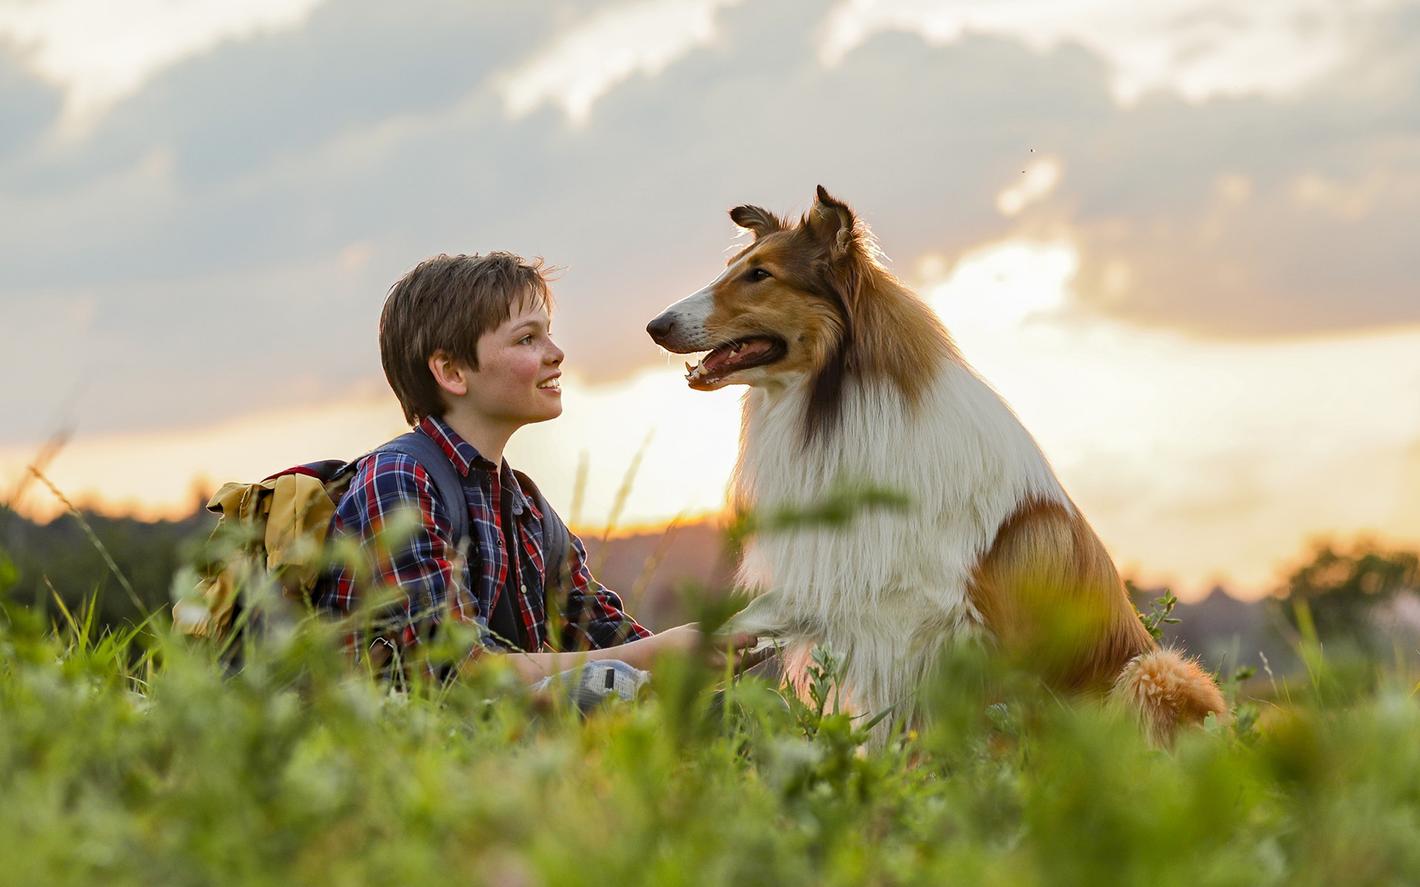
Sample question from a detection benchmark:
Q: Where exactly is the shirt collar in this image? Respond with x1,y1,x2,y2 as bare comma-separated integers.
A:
417,414,533,515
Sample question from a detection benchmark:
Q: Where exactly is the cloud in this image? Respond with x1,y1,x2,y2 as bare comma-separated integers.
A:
0,0,322,128
501,0,746,122
1063,62,1420,337
820,0,1373,104
1,0,1417,451
0,40,60,160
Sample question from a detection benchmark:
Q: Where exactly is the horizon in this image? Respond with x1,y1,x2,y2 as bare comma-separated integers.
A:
7,483,1358,606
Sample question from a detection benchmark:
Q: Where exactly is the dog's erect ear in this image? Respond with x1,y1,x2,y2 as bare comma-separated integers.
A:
729,204,783,238
807,185,858,259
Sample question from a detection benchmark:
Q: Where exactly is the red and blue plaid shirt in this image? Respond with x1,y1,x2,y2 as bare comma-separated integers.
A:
318,414,649,669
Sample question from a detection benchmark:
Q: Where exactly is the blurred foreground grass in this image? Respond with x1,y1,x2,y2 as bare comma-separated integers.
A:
3,575,1420,887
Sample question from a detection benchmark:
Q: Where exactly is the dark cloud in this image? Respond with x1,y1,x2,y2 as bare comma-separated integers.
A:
1,0,1416,446
0,0,560,284
97,1,557,185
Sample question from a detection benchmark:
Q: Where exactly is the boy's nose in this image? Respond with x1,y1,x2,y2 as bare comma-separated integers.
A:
646,313,675,342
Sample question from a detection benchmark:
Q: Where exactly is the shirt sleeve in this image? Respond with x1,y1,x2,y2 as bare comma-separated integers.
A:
556,530,653,651
321,452,504,669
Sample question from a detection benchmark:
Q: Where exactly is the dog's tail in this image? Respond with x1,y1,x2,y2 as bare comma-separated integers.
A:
1109,647,1228,745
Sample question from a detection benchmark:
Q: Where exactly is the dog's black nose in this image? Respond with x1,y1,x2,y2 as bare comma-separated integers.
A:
646,314,675,341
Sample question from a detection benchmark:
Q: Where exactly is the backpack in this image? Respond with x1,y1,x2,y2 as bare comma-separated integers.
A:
172,431,569,652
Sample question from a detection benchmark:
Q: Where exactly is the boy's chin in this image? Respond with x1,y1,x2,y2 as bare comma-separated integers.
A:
527,403,562,423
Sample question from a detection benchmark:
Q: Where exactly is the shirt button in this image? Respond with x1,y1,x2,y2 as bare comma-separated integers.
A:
520,584,527,596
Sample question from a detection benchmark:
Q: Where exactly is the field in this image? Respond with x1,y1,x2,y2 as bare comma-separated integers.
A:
4,543,1420,887
4,1,1417,884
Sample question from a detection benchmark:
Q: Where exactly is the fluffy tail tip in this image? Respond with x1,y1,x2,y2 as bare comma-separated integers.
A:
1111,648,1228,746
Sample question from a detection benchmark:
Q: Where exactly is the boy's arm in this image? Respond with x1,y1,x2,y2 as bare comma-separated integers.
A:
501,528,765,681
480,625,762,683
555,530,653,651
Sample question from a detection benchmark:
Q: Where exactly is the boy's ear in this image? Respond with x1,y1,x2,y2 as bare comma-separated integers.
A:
428,351,470,397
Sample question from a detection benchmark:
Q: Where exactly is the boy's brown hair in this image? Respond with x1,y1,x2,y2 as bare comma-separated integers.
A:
380,251,553,424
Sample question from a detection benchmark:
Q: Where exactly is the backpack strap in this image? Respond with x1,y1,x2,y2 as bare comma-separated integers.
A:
343,437,569,630
512,469,571,603
375,432,470,548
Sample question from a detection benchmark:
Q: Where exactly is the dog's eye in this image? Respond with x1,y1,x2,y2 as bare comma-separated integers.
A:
745,267,772,283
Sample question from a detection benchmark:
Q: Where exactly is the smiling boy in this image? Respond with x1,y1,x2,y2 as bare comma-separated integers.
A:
320,252,756,693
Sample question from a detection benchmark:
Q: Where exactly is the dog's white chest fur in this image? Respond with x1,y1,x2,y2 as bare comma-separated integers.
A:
732,360,1069,715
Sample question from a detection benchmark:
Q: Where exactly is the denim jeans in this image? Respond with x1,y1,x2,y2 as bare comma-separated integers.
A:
531,659,651,713
529,653,784,714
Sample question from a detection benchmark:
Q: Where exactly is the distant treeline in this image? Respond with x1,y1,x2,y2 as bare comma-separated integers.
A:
0,506,213,630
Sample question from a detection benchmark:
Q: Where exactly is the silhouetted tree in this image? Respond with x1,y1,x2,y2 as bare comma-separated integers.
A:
1274,539,1420,652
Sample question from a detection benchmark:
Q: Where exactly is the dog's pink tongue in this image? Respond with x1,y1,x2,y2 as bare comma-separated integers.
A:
703,339,773,373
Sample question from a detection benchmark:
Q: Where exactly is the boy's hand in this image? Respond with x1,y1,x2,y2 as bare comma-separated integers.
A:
652,623,773,673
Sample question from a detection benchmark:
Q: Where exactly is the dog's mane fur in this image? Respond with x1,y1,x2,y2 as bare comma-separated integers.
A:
741,196,958,445
804,255,957,445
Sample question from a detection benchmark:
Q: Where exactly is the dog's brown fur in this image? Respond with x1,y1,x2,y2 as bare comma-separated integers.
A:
970,499,1155,691
968,499,1225,743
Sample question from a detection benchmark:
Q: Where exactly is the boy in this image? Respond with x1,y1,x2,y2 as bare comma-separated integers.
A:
320,252,759,695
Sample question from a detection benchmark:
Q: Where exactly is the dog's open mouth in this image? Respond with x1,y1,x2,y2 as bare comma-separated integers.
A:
684,336,787,389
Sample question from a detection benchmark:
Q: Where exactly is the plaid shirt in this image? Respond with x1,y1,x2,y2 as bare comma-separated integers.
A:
318,415,649,669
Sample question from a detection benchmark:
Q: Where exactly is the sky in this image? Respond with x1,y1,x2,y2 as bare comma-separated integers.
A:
1,0,1417,600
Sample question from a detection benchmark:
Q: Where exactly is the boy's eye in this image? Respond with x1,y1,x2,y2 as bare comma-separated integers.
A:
518,334,534,344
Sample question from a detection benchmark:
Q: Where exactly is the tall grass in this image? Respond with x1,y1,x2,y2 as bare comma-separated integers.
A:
5,562,1420,885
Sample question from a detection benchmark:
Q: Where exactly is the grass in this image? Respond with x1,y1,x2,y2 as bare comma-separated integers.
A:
4,573,1420,887
5,468,1420,885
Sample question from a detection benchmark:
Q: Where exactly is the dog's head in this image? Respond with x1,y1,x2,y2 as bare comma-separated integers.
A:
646,185,872,393
649,186,952,442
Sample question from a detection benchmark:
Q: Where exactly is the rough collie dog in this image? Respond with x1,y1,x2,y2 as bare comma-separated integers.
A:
646,186,1226,744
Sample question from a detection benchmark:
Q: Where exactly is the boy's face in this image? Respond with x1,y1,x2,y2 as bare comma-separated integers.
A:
464,295,564,427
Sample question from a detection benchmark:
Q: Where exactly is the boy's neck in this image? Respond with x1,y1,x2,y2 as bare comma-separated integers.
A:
437,407,517,467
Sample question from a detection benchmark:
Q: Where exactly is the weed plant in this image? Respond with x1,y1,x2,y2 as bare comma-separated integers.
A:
6,568,1420,885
